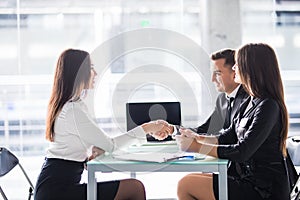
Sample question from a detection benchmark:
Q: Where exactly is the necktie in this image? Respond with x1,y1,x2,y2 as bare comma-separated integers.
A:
224,97,234,129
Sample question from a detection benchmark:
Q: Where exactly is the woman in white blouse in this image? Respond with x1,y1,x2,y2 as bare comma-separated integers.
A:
34,49,169,200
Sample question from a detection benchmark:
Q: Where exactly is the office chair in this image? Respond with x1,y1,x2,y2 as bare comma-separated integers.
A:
291,176,300,200
0,147,34,200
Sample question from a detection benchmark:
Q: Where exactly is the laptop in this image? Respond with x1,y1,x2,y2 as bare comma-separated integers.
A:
126,102,181,141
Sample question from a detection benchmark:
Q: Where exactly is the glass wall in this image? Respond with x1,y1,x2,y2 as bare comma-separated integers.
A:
0,0,204,156
1,0,300,199
240,0,300,135
1,0,300,157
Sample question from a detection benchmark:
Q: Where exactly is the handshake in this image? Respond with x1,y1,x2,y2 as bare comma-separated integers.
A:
89,120,206,161
88,120,174,161
141,120,174,140
142,120,206,153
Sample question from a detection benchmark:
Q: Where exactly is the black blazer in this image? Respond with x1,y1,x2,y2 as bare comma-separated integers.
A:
191,86,248,134
217,97,289,200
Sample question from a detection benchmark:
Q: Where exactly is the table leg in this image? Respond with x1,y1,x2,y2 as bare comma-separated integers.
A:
130,172,136,178
218,164,228,200
87,168,97,200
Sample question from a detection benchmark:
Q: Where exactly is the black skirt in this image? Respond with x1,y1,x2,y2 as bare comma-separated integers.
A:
34,158,120,200
213,172,289,200
213,173,262,200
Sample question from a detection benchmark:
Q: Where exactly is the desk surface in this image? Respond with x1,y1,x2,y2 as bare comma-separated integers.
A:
87,145,228,200
89,155,228,165
88,155,228,173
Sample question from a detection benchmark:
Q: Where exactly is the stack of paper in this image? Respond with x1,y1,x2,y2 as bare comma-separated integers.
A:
113,152,186,163
112,141,206,163
128,141,179,153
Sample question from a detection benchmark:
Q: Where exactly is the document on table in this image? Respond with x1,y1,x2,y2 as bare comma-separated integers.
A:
112,141,206,163
112,152,186,163
128,141,179,153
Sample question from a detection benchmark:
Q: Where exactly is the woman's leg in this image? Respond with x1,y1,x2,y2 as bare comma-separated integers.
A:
114,178,146,200
177,173,215,200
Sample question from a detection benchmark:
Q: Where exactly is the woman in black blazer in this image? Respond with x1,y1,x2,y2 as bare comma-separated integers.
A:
175,43,290,200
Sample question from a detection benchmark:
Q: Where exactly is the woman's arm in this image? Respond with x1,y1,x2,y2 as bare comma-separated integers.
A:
217,99,280,162
176,128,219,157
175,132,219,157
177,99,281,161
179,128,218,145
70,104,170,153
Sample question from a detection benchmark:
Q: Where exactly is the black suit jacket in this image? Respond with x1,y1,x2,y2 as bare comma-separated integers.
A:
191,86,248,134
217,97,290,200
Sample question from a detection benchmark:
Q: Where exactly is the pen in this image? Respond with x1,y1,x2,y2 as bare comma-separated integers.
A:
172,126,182,139
178,155,195,161
171,126,185,138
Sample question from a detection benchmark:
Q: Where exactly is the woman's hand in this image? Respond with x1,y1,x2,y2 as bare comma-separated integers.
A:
179,128,197,138
178,128,218,156
176,128,202,152
88,146,105,161
175,134,201,153
179,128,205,143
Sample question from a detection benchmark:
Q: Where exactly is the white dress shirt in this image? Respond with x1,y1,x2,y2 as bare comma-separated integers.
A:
46,100,147,162
226,84,241,106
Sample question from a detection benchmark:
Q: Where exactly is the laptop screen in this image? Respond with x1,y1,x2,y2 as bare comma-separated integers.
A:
126,102,181,141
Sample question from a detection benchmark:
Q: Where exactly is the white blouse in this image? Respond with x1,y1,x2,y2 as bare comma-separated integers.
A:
46,100,147,162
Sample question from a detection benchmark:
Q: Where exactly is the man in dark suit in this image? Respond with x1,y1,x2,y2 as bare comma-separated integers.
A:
172,49,248,135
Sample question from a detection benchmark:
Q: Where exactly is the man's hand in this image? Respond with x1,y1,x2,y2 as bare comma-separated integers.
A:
141,120,172,140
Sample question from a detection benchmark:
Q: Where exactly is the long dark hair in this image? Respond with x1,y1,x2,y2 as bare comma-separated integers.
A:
46,49,91,141
236,43,288,156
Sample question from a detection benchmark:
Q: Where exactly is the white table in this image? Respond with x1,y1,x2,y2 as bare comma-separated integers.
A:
87,155,228,200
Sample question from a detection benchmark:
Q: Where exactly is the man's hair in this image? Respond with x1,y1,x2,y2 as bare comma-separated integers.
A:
211,49,235,68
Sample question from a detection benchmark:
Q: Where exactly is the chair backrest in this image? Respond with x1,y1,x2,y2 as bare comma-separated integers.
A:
286,149,300,192
291,176,300,200
0,147,34,200
0,147,19,177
